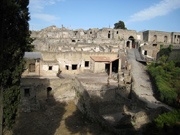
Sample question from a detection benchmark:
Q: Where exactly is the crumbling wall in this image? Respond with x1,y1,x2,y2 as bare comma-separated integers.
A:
72,77,128,135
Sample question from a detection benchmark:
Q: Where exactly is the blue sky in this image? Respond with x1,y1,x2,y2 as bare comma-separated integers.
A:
29,0,180,32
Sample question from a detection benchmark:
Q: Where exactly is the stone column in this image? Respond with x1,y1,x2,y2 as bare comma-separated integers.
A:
109,62,112,78
118,59,121,73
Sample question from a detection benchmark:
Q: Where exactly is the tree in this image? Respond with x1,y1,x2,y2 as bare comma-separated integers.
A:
114,20,127,29
0,0,33,130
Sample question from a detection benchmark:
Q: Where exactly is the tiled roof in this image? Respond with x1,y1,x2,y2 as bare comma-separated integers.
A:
90,56,118,62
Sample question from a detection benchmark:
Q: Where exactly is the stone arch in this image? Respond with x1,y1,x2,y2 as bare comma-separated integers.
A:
128,36,135,48
153,35,157,43
126,41,130,48
164,36,168,43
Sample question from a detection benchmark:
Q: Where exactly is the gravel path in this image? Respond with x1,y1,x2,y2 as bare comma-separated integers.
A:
127,49,172,110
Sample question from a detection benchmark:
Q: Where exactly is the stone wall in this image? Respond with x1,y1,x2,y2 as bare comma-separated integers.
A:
41,51,119,74
140,44,160,60
143,30,174,44
72,77,129,134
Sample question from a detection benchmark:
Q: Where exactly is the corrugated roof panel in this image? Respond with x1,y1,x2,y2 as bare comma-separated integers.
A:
24,52,42,59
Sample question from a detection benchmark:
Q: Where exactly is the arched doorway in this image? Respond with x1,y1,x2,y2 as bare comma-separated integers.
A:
129,36,135,48
153,35,157,43
47,87,52,99
164,36,168,43
126,41,130,48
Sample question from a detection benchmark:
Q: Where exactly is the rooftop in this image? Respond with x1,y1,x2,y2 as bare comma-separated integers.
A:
24,52,42,59
90,56,119,62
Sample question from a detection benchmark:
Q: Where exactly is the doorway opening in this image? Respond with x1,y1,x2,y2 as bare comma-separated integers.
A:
128,36,135,48
112,59,119,73
47,87,52,99
126,41,130,48
105,63,110,75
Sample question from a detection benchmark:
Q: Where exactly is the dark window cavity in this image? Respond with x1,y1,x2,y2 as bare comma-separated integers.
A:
49,66,52,70
85,61,89,67
24,89,30,97
72,64,77,70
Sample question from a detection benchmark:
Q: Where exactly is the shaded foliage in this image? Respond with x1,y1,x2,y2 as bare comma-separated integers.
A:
147,44,180,106
143,110,180,135
159,44,173,58
147,60,180,105
114,20,127,29
0,0,33,129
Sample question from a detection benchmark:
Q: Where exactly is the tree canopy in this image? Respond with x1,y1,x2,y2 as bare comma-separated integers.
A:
114,20,127,29
0,0,33,129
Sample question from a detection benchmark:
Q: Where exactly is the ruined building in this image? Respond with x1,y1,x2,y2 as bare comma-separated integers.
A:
19,25,179,133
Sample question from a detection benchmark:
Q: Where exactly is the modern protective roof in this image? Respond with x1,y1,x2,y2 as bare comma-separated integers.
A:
24,52,42,59
90,56,119,62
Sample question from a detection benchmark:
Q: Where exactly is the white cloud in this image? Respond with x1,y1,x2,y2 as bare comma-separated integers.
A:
32,14,60,22
29,0,64,23
127,0,180,23
29,0,65,12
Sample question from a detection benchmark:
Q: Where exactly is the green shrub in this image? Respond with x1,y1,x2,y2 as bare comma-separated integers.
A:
147,60,178,106
154,110,180,128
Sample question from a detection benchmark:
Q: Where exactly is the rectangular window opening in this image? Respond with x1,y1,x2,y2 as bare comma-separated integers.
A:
72,40,76,42
85,61,89,67
153,44,157,46
72,64,77,70
24,89,30,97
49,66,52,70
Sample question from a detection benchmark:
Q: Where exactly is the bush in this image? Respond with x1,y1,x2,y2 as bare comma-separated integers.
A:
147,60,178,106
154,110,180,128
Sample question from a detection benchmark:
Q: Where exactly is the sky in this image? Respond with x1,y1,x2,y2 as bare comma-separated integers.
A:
28,0,180,32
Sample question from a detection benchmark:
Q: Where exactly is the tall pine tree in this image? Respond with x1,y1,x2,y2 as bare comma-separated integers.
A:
114,20,127,29
0,0,33,130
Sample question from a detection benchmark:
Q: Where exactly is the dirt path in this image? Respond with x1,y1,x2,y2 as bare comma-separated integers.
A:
127,49,172,110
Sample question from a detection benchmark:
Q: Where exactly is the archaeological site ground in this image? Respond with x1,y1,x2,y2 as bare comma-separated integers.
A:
4,25,180,135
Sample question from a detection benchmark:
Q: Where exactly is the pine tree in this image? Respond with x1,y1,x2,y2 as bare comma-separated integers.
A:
0,0,33,130
114,20,127,29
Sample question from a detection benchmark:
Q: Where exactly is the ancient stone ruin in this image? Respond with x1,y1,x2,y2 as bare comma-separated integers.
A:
19,25,180,134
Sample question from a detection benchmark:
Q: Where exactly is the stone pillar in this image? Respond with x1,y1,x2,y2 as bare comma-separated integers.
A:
118,59,121,73
109,62,112,78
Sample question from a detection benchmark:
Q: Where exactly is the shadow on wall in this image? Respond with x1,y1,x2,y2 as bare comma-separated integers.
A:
64,78,136,135
11,77,171,135
64,77,171,135
11,80,67,135
64,106,114,135
12,98,66,135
